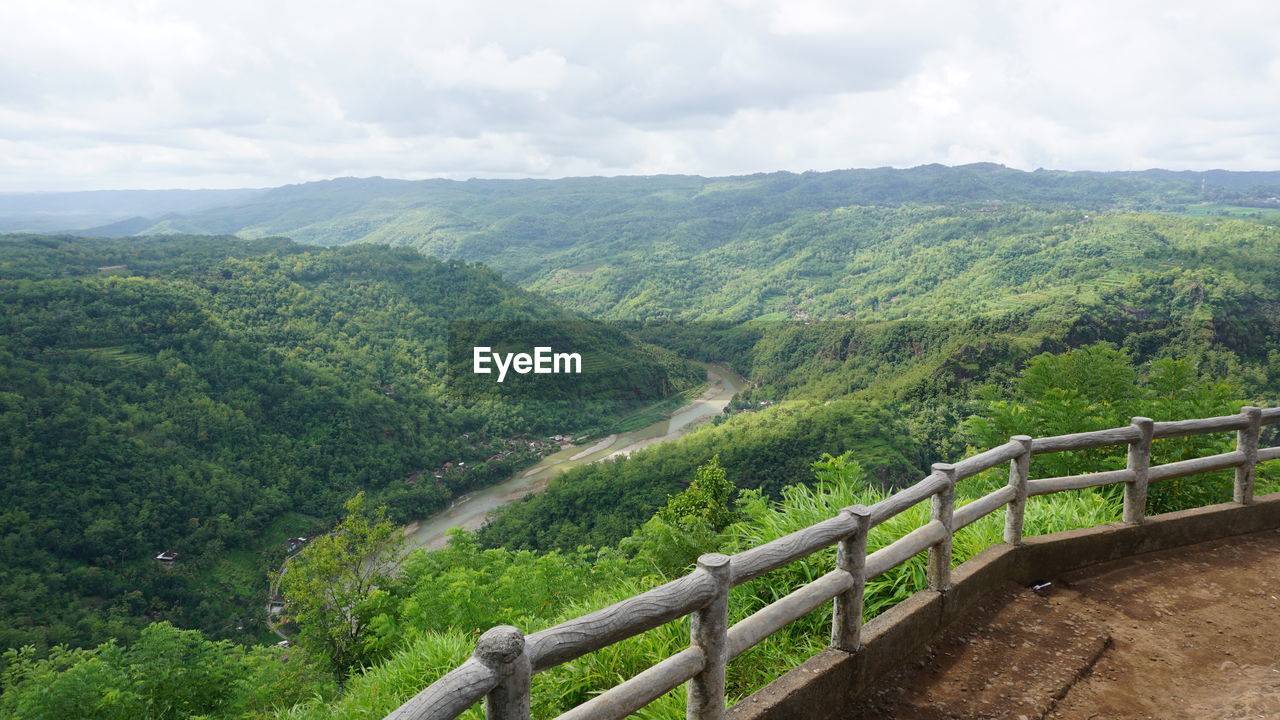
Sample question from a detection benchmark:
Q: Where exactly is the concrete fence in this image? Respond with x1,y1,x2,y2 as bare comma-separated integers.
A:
385,406,1280,720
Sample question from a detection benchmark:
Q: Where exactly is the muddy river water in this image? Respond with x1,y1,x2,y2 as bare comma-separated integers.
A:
402,362,747,551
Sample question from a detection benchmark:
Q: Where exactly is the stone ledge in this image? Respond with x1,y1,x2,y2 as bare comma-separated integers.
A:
726,492,1280,720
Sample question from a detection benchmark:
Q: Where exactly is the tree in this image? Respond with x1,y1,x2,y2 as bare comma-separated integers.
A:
279,492,407,680
0,623,244,720
658,455,737,531
619,456,740,575
965,343,1246,512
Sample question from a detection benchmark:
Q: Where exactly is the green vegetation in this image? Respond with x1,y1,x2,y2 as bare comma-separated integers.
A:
0,234,698,658
477,398,922,551
88,167,1278,264
965,344,1249,512
1,621,334,720
4,166,1280,718
5,326,1278,719
275,348,1276,719
278,494,406,681
476,208,1280,553
594,380,707,436
65,166,1279,325
1180,202,1280,219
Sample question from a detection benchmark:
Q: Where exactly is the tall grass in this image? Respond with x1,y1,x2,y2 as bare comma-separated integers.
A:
287,454,1140,719
286,450,1280,718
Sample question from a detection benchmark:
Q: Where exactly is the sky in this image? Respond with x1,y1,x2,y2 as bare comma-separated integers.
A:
2,0,1279,191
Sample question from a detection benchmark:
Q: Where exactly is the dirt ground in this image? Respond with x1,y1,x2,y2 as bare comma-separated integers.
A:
847,529,1280,720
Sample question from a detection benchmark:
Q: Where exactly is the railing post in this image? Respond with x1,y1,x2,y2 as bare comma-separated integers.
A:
688,553,730,720
475,626,530,720
1123,417,1154,524
831,504,870,652
1003,435,1033,545
927,463,956,592
1236,406,1262,505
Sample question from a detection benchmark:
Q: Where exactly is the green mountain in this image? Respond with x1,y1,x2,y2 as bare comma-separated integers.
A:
51,166,1280,329
4,167,1280,720
475,210,1280,551
0,234,699,654
18,169,1280,561
62,165,1278,285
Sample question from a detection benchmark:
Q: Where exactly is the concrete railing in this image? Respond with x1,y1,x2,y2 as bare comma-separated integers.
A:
386,406,1280,720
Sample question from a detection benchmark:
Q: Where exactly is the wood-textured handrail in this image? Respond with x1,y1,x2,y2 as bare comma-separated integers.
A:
386,406,1280,720
867,470,949,527
953,486,1017,530
729,513,858,586
526,569,717,672
1148,450,1246,483
864,520,948,580
1030,426,1140,454
726,570,854,659
1026,468,1136,496
553,648,705,720
385,658,497,720
1152,414,1249,439
952,440,1025,480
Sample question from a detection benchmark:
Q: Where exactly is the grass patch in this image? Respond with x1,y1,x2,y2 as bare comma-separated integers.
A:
1179,202,1280,220
606,383,708,435
188,511,323,643
261,511,325,547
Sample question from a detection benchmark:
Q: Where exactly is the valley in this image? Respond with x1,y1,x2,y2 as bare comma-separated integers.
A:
8,4,1279,717
403,362,748,551
4,165,1280,720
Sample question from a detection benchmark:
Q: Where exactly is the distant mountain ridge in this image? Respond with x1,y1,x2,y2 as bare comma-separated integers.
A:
0,188,265,233
19,164,1280,242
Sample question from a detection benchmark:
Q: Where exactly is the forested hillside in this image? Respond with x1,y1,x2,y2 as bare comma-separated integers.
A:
6,344,1273,719
4,167,1280,719
528,209,1280,321
59,165,1279,290
476,209,1280,552
0,234,699,655
53,166,1280,329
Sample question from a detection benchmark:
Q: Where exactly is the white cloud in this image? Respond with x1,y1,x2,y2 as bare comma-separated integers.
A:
0,0,1278,190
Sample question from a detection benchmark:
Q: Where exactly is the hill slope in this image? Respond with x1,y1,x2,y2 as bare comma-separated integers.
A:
47,165,1280,324
0,234,699,652
476,210,1280,550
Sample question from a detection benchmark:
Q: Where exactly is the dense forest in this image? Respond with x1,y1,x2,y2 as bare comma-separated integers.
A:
4,345,1274,719
39,164,1280,283
3,166,1280,718
476,209,1280,552
0,234,699,657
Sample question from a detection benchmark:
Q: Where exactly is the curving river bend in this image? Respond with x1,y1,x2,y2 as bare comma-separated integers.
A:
402,362,747,551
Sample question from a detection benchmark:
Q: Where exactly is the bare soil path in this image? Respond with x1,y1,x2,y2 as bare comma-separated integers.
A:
846,528,1280,720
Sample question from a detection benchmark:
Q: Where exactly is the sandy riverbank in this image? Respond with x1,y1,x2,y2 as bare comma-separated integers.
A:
402,362,747,551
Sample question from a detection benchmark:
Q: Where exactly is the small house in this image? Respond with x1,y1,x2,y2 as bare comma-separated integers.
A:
154,550,178,571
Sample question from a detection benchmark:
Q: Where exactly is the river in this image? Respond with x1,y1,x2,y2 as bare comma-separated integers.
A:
402,362,748,551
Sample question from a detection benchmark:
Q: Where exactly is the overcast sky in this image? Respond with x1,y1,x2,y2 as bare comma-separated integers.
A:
3,0,1279,191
